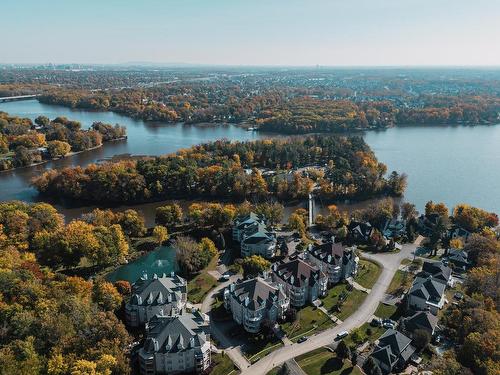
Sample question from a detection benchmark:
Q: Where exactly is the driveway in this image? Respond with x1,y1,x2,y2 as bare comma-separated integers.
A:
240,241,419,375
200,274,251,370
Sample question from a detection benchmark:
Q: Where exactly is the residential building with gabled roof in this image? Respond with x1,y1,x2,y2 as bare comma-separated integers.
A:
125,272,187,327
402,311,438,336
223,277,289,333
232,212,277,258
306,241,358,285
138,309,210,375
369,329,415,374
271,258,327,307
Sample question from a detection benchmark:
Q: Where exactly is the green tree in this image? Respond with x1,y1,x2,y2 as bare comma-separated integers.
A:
288,213,306,236
241,255,271,278
117,209,146,237
92,281,123,311
155,204,183,227
336,340,351,362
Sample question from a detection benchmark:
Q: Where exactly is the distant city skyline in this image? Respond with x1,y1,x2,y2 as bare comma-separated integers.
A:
2,0,500,66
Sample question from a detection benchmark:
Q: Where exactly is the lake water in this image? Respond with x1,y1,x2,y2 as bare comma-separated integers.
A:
1,100,500,216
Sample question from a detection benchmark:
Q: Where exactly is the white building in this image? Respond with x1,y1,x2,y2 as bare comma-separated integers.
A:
126,273,187,327
271,258,327,307
306,242,358,285
138,310,211,375
224,277,289,333
232,213,277,258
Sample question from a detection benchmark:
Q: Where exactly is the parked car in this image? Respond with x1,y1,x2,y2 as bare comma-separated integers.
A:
220,273,231,281
371,318,382,327
297,336,308,343
336,331,349,340
383,321,395,329
383,319,395,325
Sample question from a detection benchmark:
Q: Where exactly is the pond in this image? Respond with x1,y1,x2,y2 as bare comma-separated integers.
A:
106,245,177,283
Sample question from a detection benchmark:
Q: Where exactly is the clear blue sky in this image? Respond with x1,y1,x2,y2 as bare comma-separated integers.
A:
2,0,499,66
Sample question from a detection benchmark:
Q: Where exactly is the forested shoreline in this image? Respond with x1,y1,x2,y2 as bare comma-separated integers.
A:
38,89,500,133
32,136,407,205
0,112,126,171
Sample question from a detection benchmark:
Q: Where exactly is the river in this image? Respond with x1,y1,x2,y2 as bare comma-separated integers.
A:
1,100,500,219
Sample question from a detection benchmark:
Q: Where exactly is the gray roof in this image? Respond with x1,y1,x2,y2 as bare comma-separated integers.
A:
404,311,438,333
378,328,412,355
129,273,186,306
309,242,353,266
242,223,275,245
409,276,446,303
143,310,209,354
421,261,452,282
371,329,415,372
227,277,285,310
273,258,325,288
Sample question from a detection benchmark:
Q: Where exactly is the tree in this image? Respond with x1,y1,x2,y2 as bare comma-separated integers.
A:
425,201,449,217
241,255,271,278
35,115,50,127
71,359,97,375
336,340,351,362
155,204,183,227
92,281,123,311
288,213,306,236
401,202,417,221
412,329,431,351
47,140,71,158
114,280,131,296
153,225,169,245
117,209,146,237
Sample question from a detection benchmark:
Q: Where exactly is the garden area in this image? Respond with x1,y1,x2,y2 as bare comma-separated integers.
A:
210,353,239,375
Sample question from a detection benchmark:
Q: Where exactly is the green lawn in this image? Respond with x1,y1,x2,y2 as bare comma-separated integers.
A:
210,353,238,375
344,322,385,348
336,290,367,321
282,306,334,340
355,259,381,289
240,332,283,363
295,348,363,375
374,303,398,319
187,256,218,304
320,285,367,321
387,269,411,295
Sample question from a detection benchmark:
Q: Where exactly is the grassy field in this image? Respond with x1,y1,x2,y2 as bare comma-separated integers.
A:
374,303,398,319
240,332,283,363
386,269,411,295
336,290,367,321
282,306,334,340
344,322,385,348
187,255,218,304
355,259,382,289
210,353,239,375
295,348,363,375
320,285,367,321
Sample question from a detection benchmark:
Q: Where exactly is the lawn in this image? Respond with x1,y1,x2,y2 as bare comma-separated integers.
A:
320,285,367,321
355,259,381,289
210,353,239,375
282,306,334,341
187,256,218,304
295,348,363,375
374,303,398,319
344,322,385,348
336,290,367,321
240,332,283,363
386,269,411,295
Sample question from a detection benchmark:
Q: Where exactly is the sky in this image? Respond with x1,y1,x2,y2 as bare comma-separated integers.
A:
2,0,500,66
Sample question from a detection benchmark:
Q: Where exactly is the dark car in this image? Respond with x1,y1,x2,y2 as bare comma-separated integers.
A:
371,318,382,327
297,336,308,343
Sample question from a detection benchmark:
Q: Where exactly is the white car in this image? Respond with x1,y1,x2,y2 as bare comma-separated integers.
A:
336,331,349,340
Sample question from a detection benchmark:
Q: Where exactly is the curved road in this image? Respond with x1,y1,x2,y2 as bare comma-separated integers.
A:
239,241,419,375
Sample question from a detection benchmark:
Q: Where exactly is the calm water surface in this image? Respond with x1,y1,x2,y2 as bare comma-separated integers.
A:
1,100,499,216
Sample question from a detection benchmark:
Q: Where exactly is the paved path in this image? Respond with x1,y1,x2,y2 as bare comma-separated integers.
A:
199,274,251,371
240,241,418,375
285,359,308,375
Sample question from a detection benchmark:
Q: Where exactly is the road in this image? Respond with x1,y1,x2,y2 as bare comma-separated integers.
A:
200,274,251,370
239,240,419,375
